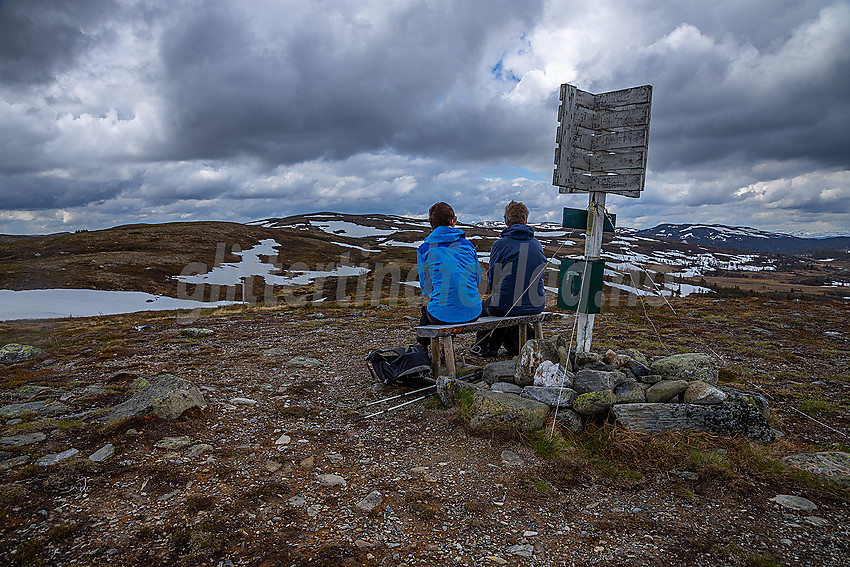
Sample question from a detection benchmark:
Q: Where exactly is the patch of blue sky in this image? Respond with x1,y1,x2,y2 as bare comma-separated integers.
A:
490,58,520,82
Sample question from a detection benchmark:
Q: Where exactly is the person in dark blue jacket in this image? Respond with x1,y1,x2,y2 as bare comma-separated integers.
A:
471,201,547,356
416,202,482,346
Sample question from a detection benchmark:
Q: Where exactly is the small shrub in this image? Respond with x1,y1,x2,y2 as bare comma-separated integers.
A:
524,429,567,459
798,398,841,415
743,552,780,567
138,525,157,539
0,483,28,506
47,522,79,542
185,493,216,513
13,538,44,566
57,419,84,433
456,389,475,423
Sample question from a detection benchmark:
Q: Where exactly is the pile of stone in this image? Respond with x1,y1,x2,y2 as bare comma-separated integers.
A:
437,338,776,442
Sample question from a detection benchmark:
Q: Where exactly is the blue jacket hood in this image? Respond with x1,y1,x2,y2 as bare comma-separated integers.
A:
501,224,535,240
424,225,467,243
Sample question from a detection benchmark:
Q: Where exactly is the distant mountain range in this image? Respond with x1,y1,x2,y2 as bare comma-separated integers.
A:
631,224,850,255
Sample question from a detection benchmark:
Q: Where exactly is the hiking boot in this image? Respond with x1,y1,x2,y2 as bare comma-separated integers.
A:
469,344,498,358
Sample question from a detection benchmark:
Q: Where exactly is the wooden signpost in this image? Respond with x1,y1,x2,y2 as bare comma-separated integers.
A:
553,83,652,352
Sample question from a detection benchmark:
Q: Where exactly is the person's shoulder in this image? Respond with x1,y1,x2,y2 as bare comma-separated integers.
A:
457,237,478,251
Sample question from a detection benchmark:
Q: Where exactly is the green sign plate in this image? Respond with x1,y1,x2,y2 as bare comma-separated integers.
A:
562,208,616,232
557,258,606,314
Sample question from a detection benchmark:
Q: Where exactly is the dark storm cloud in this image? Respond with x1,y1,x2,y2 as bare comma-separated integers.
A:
590,4,850,174
0,0,113,87
156,0,547,164
0,172,140,210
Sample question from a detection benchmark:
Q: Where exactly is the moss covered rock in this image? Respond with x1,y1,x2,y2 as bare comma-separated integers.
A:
572,390,616,416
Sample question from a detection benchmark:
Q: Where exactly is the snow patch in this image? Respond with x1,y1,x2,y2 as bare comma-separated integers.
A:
0,289,237,321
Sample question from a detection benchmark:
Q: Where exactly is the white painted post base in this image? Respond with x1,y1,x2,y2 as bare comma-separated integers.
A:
575,191,606,353
576,313,595,352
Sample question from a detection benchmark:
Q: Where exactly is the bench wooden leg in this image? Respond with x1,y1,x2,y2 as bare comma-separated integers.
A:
429,340,441,378
444,335,456,378
518,324,528,350
533,321,543,340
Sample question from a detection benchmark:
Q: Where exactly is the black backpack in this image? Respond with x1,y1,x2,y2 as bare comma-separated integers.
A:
365,345,431,385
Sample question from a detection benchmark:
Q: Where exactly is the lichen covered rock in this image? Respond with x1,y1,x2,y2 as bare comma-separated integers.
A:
103,374,207,423
555,408,585,432
612,401,776,442
0,344,46,364
468,390,550,432
650,353,718,385
614,381,646,404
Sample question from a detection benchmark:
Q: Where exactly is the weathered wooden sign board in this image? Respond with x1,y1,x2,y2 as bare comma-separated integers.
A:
553,83,652,352
553,84,652,197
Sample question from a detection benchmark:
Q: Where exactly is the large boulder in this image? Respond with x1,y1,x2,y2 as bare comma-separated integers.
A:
491,382,524,395
612,402,776,442
645,380,689,403
573,369,628,394
1,344,46,364
683,381,728,405
521,386,577,408
650,353,718,385
514,340,559,387
468,390,550,433
482,360,516,385
102,374,207,423
782,452,850,487
614,381,646,404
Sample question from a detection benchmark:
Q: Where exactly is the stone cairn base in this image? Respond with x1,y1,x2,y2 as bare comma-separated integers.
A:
437,337,777,443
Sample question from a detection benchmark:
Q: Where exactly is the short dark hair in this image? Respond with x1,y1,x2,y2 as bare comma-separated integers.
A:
504,201,528,226
429,202,456,228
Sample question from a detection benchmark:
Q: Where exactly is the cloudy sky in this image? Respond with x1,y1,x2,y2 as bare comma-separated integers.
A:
1,0,848,236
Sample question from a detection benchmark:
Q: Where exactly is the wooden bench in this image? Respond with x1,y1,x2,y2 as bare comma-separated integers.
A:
415,312,553,378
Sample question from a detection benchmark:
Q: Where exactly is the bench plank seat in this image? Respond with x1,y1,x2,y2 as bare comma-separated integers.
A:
414,313,551,338
415,312,553,378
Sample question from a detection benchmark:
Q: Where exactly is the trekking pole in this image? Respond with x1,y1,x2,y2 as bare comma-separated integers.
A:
354,384,437,410
355,393,436,422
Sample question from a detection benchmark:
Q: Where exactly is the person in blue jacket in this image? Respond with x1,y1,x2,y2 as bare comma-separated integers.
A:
416,202,482,346
471,200,547,356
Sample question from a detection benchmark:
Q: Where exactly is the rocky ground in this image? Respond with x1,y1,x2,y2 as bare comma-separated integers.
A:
1,296,848,566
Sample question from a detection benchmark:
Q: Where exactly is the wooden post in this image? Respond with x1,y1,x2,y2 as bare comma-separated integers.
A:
576,191,606,352
443,336,456,378
429,341,441,379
